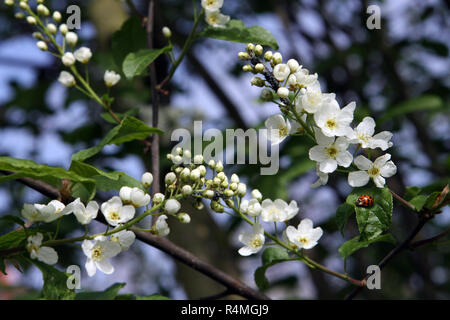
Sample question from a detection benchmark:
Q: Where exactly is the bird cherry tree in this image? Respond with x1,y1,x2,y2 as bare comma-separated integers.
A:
0,0,448,300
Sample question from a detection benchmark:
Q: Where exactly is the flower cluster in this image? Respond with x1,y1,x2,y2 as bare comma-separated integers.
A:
239,43,397,188
201,0,230,28
6,0,121,89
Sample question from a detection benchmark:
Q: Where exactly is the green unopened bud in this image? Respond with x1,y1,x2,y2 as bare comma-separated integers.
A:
5,0,14,6
215,161,223,172
37,4,50,16
36,41,48,51
225,199,235,208
246,43,255,53
19,1,29,10
242,65,253,73
224,189,234,197
15,12,25,19
211,201,224,213
203,190,215,199
32,32,44,40
162,26,172,39
165,172,177,185
26,16,36,25
261,88,273,101
254,44,263,56
180,167,191,181
230,182,238,191
181,185,193,196
194,199,204,210
254,63,265,73
264,51,273,61
251,77,265,87
238,51,250,60
208,160,216,169
177,212,191,224
52,11,62,22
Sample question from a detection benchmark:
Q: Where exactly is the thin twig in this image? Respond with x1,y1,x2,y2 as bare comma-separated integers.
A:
409,229,450,249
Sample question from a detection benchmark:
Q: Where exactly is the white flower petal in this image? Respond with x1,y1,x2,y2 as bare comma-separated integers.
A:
354,155,372,170
348,171,370,187
381,161,397,178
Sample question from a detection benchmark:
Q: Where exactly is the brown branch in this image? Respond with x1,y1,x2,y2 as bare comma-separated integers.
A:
0,172,269,300
146,0,161,199
409,229,450,249
345,217,430,300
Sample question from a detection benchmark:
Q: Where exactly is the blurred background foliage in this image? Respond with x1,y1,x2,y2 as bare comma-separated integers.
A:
0,0,449,299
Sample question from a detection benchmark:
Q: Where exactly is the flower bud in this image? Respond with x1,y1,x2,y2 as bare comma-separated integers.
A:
172,155,183,165
15,12,25,19
215,161,223,172
181,185,193,196
246,43,255,53
238,51,250,60
198,165,206,177
165,199,181,215
180,167,191,181
230,174,239,184
236,183,247,197
65,32,78,46
272,52,282,64
59,24,68,35
208,159,216,169
58,71,76,87
194,199,204,210
104,70,121,87
251,189,263,202
26,16,36,25
193,154,204,164
62,52,75,66
175,147,183,155
153,193,165,204
162,26,172,39
165,172,177,185
177,213,191,224
216,172,226,181
53,11,62,22
19,1,28,10
119,186,132,204
261,88,273,101
264,51,273,61
224,189,234,197
251,76,265,87
203,190,214,199
4,0,14,6
254,63,265,73
141,172,153,188
242,65,253,73
229,182,238,191
36,41,48,51
190,169,201,181
47,23,57,35
210,201,224,213
225,198,235,208
277,87,289,99
74,47,92,64
37,4,50,16
254,44,263,56
287,59,300,73
287,74,297,87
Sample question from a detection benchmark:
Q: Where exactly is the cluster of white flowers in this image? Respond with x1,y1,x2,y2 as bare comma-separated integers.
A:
239,43,397,189
201,0,230,28
7,0,121,89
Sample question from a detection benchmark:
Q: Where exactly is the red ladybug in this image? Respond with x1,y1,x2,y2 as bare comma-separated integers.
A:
356,195,374,208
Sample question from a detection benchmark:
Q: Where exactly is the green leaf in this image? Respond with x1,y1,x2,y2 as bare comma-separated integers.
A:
346,187,393,241
111,17,147,69
409,195,428,211
75,283,126,300
0,230,28,250
200,19,279,49
69,160,143,192
424,191,441,210
254,247,294,291
31,260,76,300
338,234,396,258
335,203,355,237
404,186,422,200
101,108,140,124
123,47,171,79
71,116,163,162
380,95,444,123
0,156,96,201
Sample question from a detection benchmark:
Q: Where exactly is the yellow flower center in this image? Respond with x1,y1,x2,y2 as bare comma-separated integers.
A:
326,146,338,159
250,237,263,249
298,237,308,245
91,247,103,261
368,167,380,177
109,211,120,221
278,126,288,137
208,14,219,24
326,119,337,130
358,133,369,143
267,207,281,218
206,0,216,5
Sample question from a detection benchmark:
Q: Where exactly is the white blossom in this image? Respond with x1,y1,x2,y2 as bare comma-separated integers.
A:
294,67,318,88
104,70,121,87
101,196,135,227
286,218,323,249
261,199,299,222
205,9,230,28
27,233,58,265
347,117,393,150
62,198,98,225
273,63,291,82
348,154,397,188
201,0,223,11
238,224,265,256
241,199,262,217
155,215,170,236
22,200,65,223
264,114,291,145
314,100,355,137
110,229,135,251
58,71,76,87
65,32,78,46
309,128,353,173
82,237,121,277
62,52,76,67
74,47,92,64
311,164,329,188
129,187,151,208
